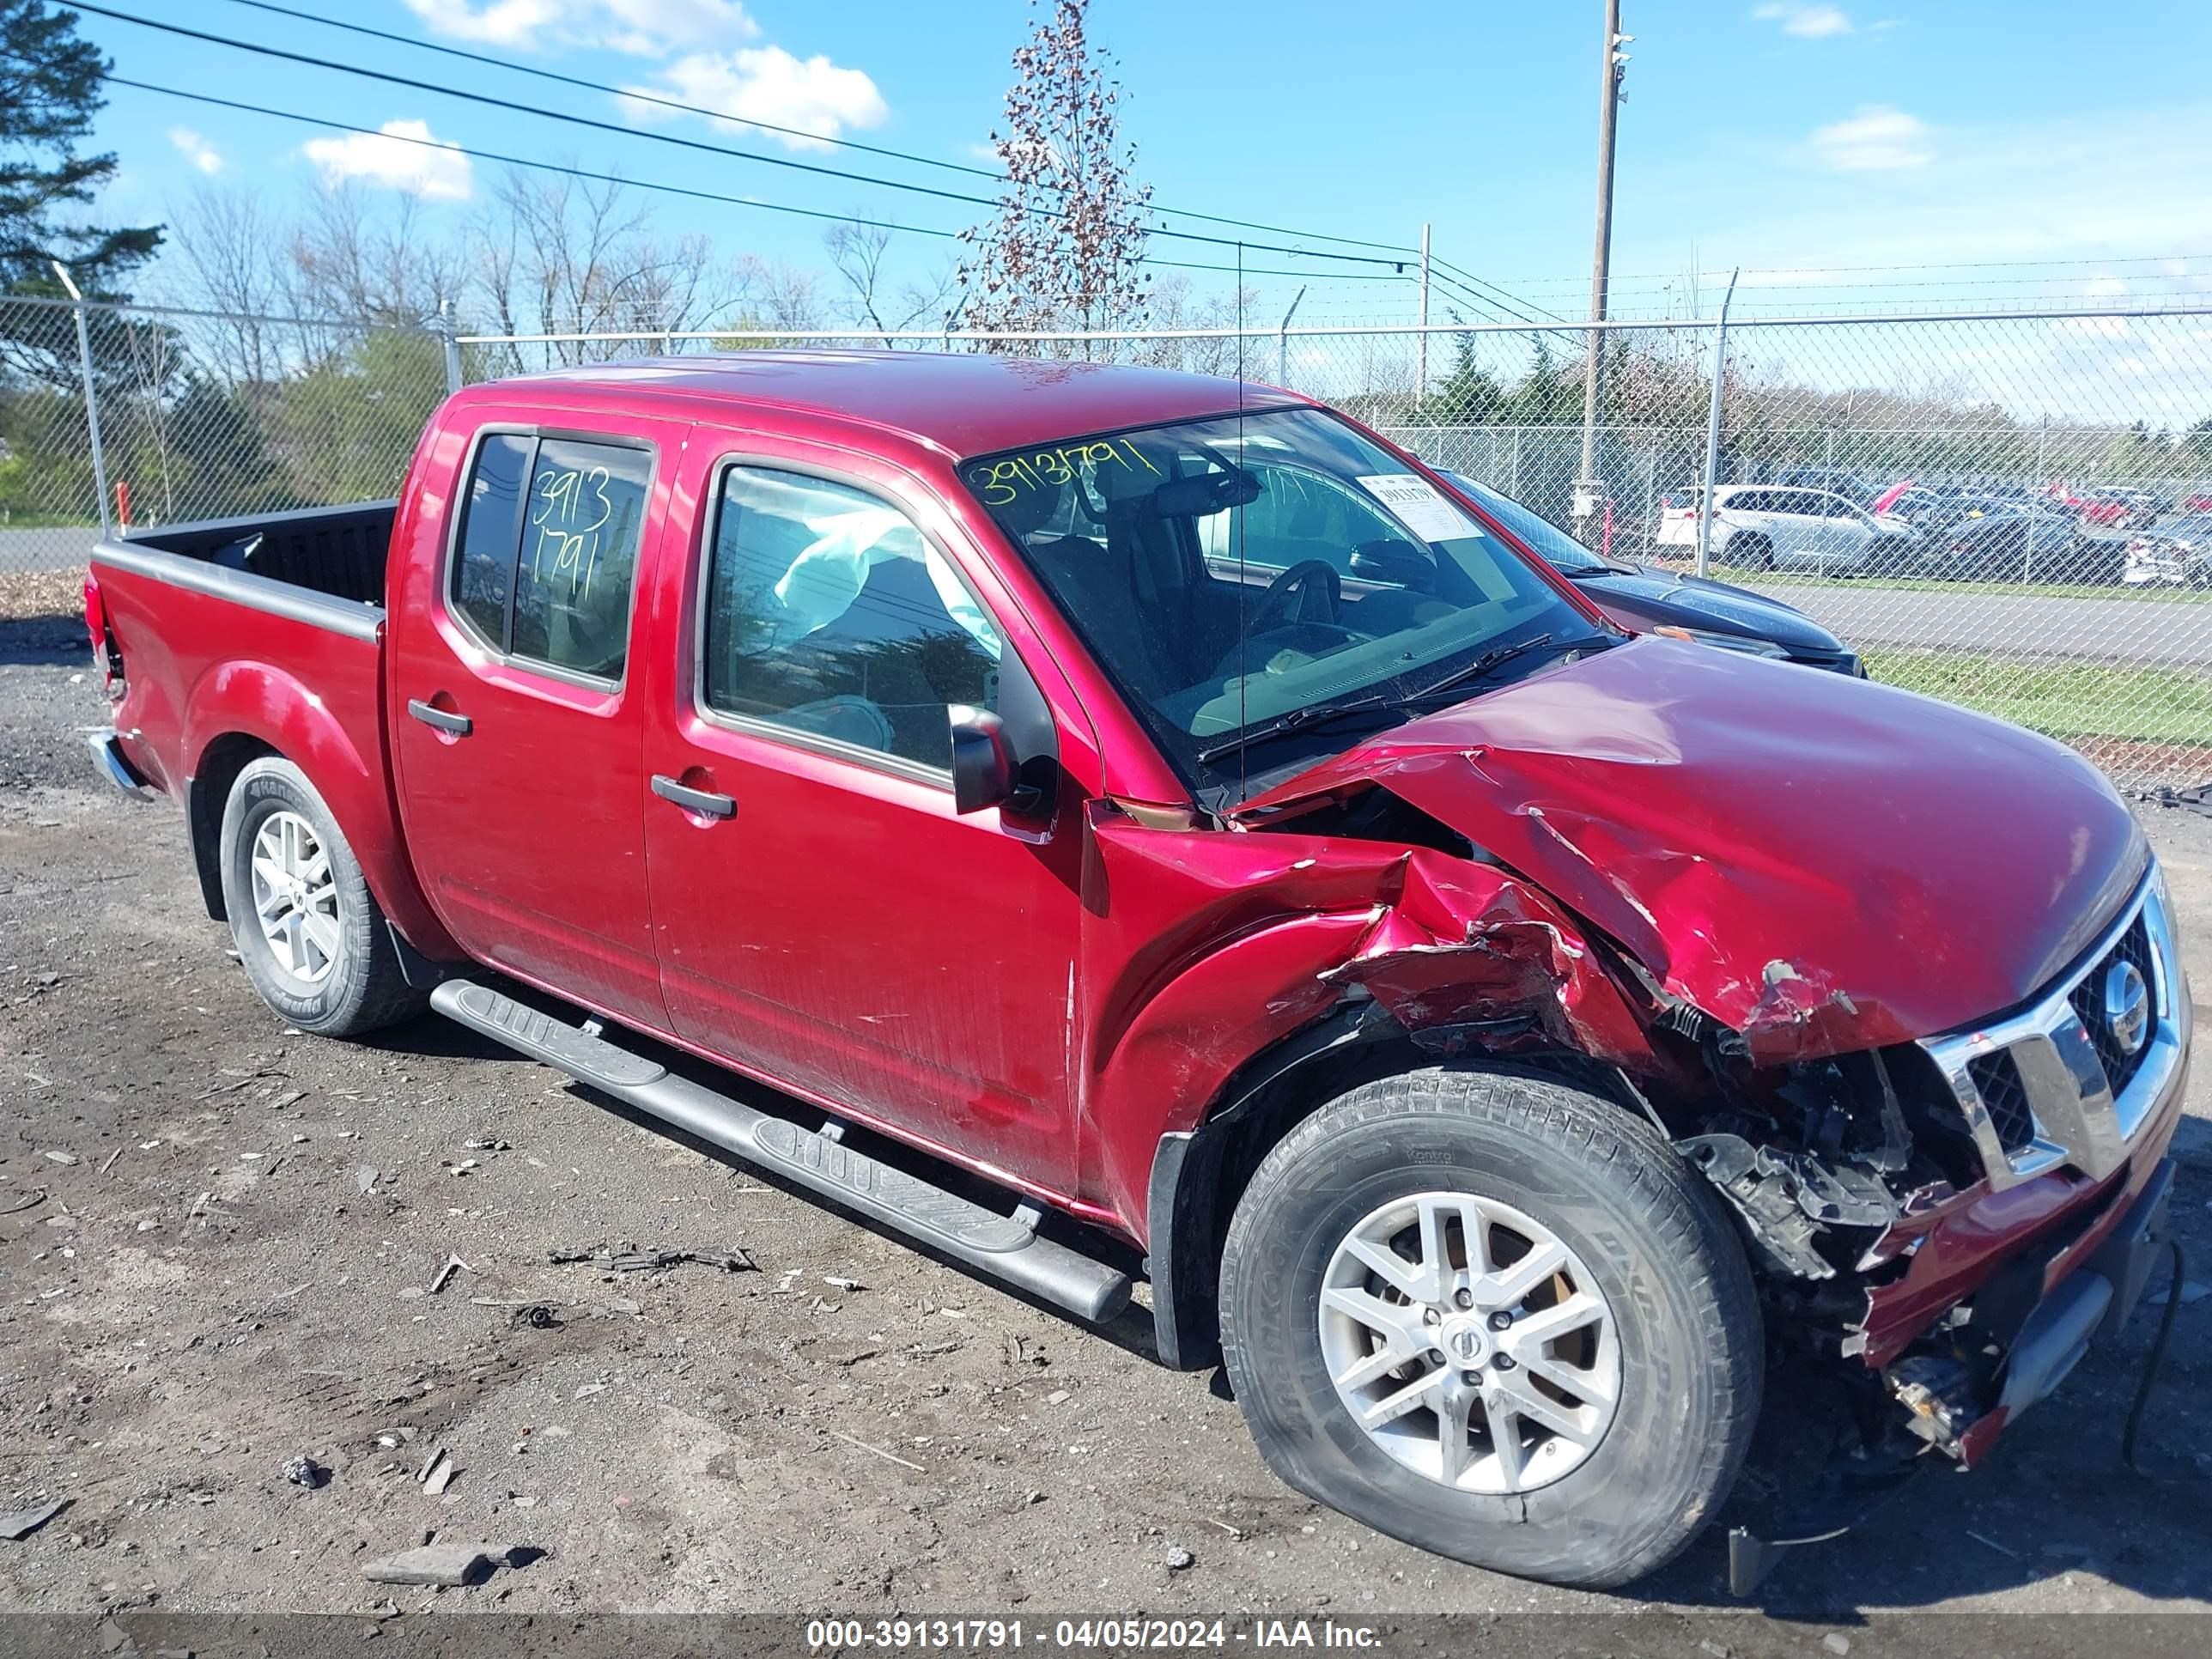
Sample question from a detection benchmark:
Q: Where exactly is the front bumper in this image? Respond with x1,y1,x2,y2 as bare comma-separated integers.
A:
1985,1157,2175,1431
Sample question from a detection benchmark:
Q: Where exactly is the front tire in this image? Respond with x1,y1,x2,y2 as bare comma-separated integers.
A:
1218,1066,1762,1589
218,757,424,1036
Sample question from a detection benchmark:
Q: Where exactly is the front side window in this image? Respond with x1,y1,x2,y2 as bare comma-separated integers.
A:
702,467,1002,771
963,406,1607,799
447,430,652,680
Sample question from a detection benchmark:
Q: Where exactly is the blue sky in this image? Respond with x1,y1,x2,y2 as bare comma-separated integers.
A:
80,0,2212,325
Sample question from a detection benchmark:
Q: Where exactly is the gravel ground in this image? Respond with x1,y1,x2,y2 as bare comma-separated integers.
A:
3,626,2210,1640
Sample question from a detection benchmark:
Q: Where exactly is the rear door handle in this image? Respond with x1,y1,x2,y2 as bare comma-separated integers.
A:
407,698,471,737
651,775,736,819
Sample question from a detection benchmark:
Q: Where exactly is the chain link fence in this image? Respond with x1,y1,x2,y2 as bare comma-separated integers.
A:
0,293,453,604
7,292,2210,796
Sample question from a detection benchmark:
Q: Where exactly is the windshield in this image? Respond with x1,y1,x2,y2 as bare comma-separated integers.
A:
963,407,1603,793
1441,471,1607,573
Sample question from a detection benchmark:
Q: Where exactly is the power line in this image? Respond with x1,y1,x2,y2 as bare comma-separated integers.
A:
1427,254,1571,325
210,0,1427,260
110,77,1412,296
1425,265,1556,329
79,2,1414,271
217,0,1004,183
110,77,965,241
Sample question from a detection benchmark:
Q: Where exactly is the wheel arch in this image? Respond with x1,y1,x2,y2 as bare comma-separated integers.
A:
185,732,281,921
179,679,459,963
1145,1012,1656,1371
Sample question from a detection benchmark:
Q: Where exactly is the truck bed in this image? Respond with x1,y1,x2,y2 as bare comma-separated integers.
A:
85,496,453,958
100,501,397,611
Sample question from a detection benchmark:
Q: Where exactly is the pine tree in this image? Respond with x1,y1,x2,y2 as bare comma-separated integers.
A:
1,0,162,297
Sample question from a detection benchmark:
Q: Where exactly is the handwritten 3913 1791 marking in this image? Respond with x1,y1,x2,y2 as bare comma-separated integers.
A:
528,463,616,596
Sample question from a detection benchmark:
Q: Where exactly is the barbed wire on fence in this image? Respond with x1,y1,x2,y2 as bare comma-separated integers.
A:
5,292,2210,794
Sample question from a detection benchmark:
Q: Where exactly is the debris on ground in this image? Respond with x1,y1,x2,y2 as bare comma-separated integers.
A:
359,1541,505,1587
507,1303,562,1330
0,1500,67,1541
1823,1636,1852,1656
547,1244,755,1274
355,1166,379,1194
426,1255,466,1296
1163,1547,1194,1572
281,1455,326,1489
823,1275,863,1291
40,1150,76,1166
419,1448,457,1497
0,1189,46,1217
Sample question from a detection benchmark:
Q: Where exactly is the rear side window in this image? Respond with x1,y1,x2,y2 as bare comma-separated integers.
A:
448,430,653,681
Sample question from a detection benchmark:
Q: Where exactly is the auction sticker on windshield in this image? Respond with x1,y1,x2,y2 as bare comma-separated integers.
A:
1356,473,1478,543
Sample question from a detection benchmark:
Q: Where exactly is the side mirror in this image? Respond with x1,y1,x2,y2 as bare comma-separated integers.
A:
949,706,1018,815
1348,538,1435,590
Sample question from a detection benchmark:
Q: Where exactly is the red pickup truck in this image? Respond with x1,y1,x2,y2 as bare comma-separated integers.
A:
83,354,2187,1590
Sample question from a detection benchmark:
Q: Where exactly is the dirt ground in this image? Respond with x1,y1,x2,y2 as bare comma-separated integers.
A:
4,617,2212,1644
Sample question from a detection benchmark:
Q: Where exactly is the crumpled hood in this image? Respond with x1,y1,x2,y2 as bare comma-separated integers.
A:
1232,636,2148,1058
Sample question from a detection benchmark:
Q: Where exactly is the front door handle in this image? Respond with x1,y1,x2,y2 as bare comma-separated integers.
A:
651,774,736,819
407,698,472,737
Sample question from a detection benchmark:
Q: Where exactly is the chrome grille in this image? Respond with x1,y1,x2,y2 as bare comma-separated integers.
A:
2067,914,2155,1099
1965,1051,2036,1154
1918,867,2189,1191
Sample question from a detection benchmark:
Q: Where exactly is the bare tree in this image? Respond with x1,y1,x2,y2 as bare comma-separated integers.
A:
958,0,1151,347
287,187,465,330
163,183,289,386
1131,275,1257,375
468,171,749,368
824,222,956,343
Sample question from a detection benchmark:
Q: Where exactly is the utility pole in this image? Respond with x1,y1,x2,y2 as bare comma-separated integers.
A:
1572,0,1631,540
1416,222,1432,403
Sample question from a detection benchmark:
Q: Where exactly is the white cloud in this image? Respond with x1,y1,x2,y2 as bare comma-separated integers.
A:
1753,3,1855,37
1808,105,1930,170
400,0,758,56
623,47,888,150
303,120,474,201
168,127,222,174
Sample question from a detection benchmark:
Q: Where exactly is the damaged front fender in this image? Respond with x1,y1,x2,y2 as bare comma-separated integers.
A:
1078,797,1674,1237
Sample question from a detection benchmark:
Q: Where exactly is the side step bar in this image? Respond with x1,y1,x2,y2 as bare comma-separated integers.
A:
430,980,1133,1323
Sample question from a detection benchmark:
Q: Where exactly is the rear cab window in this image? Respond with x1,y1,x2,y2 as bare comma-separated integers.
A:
448,428,653,683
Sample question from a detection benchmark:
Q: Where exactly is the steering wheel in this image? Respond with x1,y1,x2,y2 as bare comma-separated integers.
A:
1249,559,1341,631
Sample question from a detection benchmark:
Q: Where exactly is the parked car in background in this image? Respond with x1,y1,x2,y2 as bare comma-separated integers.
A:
1656,484,1919,574
1440,471,1865,674
2124,511,2212,586
1769,465,1873,501
1927,509,2104,581
1881,485,2012,538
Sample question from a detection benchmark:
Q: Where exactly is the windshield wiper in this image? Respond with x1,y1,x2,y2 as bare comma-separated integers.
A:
1194,633,1612,767
1407,631,1608,702
1194,694,1402,763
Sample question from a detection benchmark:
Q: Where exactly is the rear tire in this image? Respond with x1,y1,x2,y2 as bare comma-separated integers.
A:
1731,533,1773,572
1218,1066,1762,1589
218,757,425,1037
